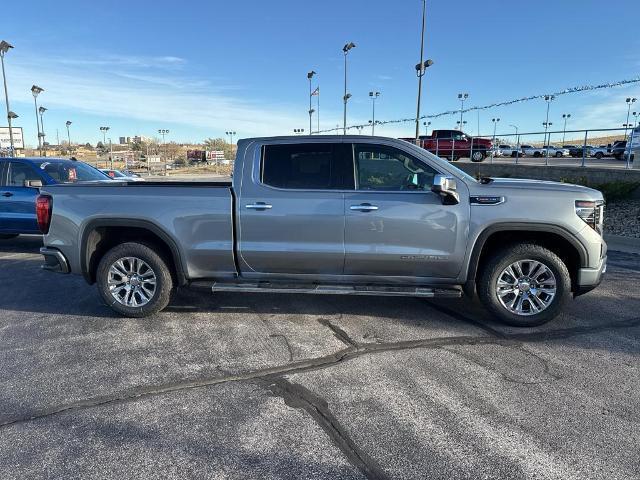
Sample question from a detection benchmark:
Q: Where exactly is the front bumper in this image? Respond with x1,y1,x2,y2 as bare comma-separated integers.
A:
575,254,607,296
40,247,70,274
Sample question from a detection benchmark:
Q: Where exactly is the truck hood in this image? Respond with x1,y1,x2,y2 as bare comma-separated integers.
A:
470,177,603,197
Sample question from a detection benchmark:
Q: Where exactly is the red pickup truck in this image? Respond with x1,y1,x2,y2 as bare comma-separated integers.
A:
402,129,493,162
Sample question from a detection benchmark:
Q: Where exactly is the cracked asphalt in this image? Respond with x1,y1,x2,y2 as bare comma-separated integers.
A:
1,236,639,480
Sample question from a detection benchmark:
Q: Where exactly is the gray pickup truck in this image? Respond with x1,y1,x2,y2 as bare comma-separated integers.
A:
38,136,607,326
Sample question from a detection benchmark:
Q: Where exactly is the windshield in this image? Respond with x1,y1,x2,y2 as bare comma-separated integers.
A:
33,160,109,183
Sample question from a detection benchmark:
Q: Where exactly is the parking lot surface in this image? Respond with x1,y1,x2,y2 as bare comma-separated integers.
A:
1,236,639,479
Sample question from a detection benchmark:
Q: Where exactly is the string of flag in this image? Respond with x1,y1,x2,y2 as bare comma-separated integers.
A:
316,76,640,133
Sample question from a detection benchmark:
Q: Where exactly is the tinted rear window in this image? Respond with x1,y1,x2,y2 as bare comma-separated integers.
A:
33,160,108,183
261,143,353,190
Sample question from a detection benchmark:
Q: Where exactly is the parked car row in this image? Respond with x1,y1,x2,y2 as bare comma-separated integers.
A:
491,142,629,160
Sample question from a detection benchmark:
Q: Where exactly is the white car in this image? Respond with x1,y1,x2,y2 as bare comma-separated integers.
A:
497,144,520,157
100,169,145,181
520,145,544,157
589,145,611,159
542,145,570,158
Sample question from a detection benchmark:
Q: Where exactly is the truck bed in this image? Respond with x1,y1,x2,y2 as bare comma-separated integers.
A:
41,182,237,280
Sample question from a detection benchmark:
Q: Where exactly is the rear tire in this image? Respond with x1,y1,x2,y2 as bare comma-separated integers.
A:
96,242,173,317
477,243,571,327
0,234,19,240
471,150,486,162
555,151,563,158
533,151,541,158
594,152,604,159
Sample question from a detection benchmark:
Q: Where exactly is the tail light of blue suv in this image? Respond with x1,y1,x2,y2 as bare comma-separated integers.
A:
36,194,53,234
575,200,604,235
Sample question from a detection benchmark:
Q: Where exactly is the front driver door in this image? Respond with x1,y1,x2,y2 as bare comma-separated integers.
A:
344,142,469,280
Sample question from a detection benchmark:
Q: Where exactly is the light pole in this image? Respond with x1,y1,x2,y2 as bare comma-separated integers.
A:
491,118,500,161
458,93,469,128
633,111,638,127
510,124,519,158
423,121,431,136
369,91,380,135
543,94,555,163
0,40,15,154
456,120,467,130
561,113,571,144
38,106,47,156
31,85,44,155
625,97,637,138
342,42,356,135
225,131,236,156
293,128,305,135
307,70,316,135
414,0,429,143
99,126,109,166
65,121,72,152
158,129,169,162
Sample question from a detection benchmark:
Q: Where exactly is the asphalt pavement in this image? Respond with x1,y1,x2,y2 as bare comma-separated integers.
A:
0,236,639,479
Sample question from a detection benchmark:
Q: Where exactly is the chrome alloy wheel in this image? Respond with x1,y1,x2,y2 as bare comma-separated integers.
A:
107,257,157,307
496,259,556,316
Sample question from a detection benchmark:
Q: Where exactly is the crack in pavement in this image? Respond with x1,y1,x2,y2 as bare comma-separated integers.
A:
2,314,639,431
317,317,360,349
261,377,390,480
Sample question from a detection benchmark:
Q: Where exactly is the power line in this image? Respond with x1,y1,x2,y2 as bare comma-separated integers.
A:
317,76,640,134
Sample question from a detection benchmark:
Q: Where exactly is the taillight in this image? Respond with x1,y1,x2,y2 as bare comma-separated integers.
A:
36,194,52,234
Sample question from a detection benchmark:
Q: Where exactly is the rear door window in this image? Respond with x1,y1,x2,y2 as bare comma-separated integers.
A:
261,143,353,190
7,162,41,187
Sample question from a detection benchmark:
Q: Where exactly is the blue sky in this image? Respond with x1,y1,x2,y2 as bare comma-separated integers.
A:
2,0,640,147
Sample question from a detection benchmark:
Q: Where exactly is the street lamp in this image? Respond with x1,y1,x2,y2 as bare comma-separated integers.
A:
99,126,110,167
510,124,519,159
491,118,500,161
633,111,639,126
158,129,169,162
543,95,555,164
65,121,72,152
0,40,15,154
423,121,431,136
458,93,469,128
369,91,380,135
625,97,637,137
307,70,316,134
561,113,571,144
342,42,356,135
38,106,47,156
293,128,305,135
456,120,467,130
225,131,236,155
31,85,44,155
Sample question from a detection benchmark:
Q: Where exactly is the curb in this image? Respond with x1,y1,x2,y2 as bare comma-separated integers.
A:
604,234,640,254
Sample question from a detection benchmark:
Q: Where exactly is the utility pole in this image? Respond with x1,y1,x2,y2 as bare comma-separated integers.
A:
414,0,432,143
307,70,316,135
31,85,44,155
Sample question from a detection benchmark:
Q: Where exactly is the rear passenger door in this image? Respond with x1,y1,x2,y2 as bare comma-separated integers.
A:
237,141,353,275
0,161,43,234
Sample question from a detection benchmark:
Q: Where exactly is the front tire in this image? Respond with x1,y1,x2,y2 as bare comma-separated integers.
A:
555,151,563,158
477,243,571,327
594,152,604,159
96,242,173,317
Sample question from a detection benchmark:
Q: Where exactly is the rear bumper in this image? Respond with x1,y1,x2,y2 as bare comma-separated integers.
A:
575,254,607,296
40,247,70,274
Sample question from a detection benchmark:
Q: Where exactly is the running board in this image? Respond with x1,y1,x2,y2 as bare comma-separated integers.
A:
210,282,462,298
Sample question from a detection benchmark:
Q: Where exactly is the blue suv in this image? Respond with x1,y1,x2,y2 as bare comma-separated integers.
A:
0,158,109,238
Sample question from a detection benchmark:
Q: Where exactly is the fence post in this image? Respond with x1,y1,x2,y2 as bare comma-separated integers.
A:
451,137,455,162
470,137,475,164
515,134,520,165
581,131,588,167
626,128,634,170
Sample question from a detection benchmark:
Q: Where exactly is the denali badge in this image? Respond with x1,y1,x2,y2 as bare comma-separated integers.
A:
470,196,505,205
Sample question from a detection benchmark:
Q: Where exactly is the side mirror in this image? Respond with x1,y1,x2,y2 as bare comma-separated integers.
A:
24,179,43,188
431,174,459,205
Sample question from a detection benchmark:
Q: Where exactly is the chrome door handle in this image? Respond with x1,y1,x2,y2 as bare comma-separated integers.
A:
350,204,378,212
246,203,272,210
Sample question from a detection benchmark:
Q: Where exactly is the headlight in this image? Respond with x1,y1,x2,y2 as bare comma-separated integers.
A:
575,200,604,234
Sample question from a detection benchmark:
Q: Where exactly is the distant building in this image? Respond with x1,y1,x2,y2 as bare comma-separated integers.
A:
119,137,127,145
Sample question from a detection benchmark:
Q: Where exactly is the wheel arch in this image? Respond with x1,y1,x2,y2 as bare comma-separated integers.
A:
463,223,588,296
80,218,187,286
